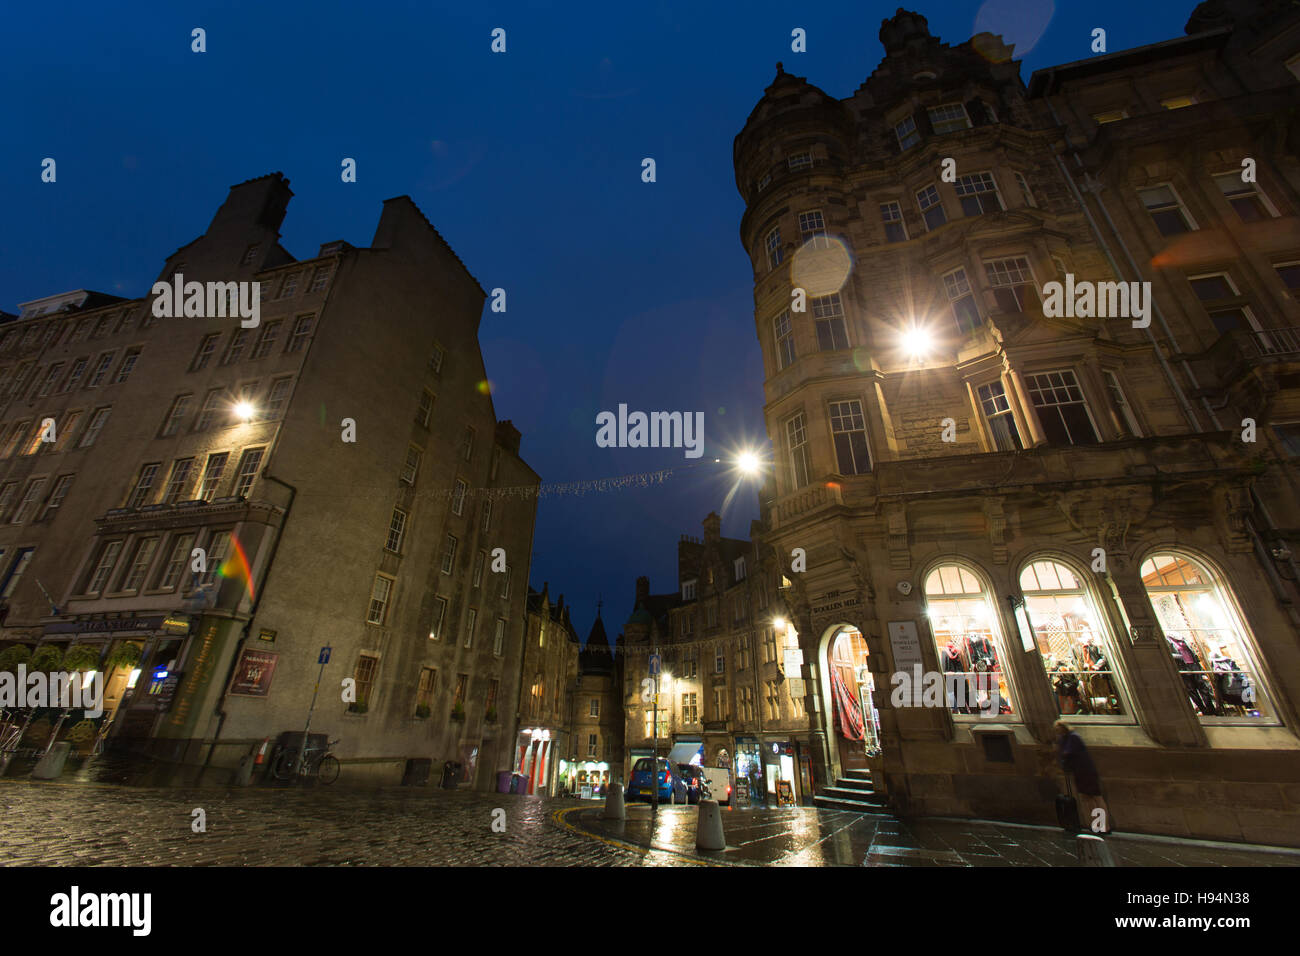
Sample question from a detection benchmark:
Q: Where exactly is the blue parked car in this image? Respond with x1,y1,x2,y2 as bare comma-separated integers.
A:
625,757,688,803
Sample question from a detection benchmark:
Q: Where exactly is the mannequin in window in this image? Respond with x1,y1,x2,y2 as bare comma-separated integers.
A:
1074,635,1114,707
1167,635,1218,715
1210,643,1254,709
942,640,973,712
1054,662,1081,715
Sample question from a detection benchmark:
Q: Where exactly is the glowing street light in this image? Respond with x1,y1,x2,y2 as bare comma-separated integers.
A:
901,325,933,360
233,401,256,422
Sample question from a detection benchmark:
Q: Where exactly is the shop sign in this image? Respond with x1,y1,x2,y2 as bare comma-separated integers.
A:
786,677,806,698
228,648,278,697
156,673,183,711
43,615,166,635
887,620,924,673
258,628,277,643
783,648,803,671
812,589,860,617
161,614,191,635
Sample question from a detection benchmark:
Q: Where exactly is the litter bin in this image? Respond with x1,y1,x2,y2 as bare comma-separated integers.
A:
497,770,513,793
440,760,462,789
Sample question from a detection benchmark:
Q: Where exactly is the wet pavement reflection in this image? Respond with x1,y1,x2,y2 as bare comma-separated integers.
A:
574,804,1300,867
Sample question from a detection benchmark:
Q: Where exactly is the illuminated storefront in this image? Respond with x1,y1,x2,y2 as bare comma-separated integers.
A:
923,564,1016,716
1019,560,1127,718
1141,552,1271,720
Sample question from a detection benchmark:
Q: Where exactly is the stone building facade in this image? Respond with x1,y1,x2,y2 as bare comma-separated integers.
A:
620,514,819,805
0,173,539,789
731,3,1300,843
570,611,625,792
514,584,580,795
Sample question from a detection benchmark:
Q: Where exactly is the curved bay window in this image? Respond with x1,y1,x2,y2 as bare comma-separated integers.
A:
924,564,1015,716
1021,560,1125,717
1141,552,1268,720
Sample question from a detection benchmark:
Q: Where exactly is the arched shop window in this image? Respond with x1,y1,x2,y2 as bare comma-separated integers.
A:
1141,552,1269,720
923,564,1016,716
1020,559,1126,717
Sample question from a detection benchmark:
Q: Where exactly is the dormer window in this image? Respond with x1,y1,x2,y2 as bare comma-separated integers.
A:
927,103,971,134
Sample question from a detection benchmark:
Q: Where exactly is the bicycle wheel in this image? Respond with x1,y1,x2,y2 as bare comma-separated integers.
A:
317,754,340,785
272,748,298,781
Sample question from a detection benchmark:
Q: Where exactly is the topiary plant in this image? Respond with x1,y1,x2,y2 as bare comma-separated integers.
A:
62,644,101,673
104,642,142,671
28,645,64,674
22,717,50,745
0,644,31,674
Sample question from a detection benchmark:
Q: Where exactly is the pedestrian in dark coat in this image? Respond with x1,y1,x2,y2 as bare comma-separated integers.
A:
1054,720,1112,834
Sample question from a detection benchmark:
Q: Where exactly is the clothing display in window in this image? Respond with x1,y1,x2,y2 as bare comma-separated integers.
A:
941,642,977,713
1167,635,1219,716
1211,654,1256,708
831,665,865,741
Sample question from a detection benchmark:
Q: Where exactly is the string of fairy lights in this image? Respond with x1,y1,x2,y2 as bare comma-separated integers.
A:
278,453,765,501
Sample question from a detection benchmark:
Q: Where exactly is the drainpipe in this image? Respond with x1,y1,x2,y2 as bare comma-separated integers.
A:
204,473,297,767
1045,89,1300,610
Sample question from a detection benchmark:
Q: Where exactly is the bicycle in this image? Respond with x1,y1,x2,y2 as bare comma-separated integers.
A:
271,737,341,785
0,709,22,754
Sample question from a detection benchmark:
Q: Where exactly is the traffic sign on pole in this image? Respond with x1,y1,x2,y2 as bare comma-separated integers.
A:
649,653,661,676
319,646,331,665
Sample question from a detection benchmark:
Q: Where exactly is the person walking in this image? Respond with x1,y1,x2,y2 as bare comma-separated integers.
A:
1054,720,1112,834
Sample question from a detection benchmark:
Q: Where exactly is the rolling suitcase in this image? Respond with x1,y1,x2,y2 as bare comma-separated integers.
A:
1056,773,1081,833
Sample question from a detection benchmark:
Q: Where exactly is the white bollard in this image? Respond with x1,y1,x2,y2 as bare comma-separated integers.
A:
1076,833,1117,866
604,782,626,820
696,798,726,851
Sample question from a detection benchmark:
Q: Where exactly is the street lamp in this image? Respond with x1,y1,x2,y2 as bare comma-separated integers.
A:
901,324,933,361
233,401,256,422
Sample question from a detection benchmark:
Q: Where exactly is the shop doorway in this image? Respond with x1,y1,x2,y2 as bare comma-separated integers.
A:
824,626,881,774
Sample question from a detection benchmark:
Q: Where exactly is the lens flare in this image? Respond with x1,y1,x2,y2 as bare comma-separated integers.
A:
219,533,256,601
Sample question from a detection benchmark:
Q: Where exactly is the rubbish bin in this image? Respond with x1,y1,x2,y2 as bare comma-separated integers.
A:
440,760,461,789
497,770,513,793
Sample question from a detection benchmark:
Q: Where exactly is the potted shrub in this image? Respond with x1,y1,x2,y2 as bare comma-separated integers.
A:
414,704,431,719
28,645,64,675
62,644,100,673
66,719,98,754
0,644,31,674
450,701,465,721
104,642,142,672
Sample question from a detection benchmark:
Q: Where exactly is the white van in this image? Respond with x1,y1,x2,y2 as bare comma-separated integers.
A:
700,767,733,805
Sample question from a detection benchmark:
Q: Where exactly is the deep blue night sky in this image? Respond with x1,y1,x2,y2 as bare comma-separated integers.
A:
0,0,1198,644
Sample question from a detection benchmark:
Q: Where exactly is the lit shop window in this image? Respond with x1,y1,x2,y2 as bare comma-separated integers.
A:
1141,552,1268,720
923,564,1015,716
1020,560,1125,717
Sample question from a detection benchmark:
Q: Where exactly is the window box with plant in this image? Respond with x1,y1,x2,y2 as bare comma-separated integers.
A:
450,701,465,721
347,701,369,715
485,706,498,723
414,704,430,719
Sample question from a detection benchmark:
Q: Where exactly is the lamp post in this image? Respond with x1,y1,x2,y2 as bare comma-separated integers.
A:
651,641,659,818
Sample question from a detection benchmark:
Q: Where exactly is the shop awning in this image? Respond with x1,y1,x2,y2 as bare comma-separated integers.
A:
668,741,703,765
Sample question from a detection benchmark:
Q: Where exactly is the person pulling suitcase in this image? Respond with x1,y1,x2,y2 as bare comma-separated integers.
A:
1054,720,1112,835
